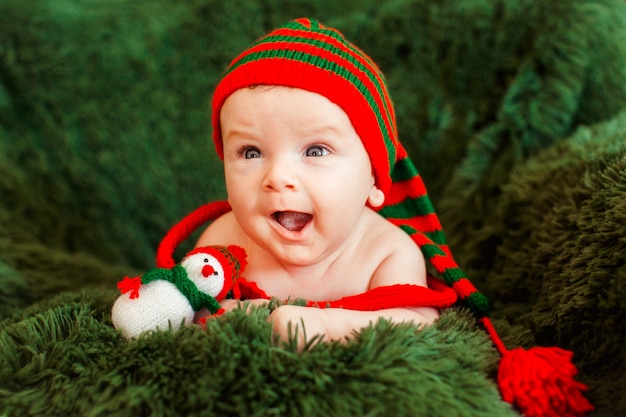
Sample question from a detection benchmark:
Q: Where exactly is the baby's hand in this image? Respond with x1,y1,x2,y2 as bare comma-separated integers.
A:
267,305,436,351
268,305,328,350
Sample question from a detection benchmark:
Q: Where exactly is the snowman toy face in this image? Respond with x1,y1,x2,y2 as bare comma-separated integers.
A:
180,252,226,298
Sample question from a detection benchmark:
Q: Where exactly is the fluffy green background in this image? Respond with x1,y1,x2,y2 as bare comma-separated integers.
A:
1,0,625,416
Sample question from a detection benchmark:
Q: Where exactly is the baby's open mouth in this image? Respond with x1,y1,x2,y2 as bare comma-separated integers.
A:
272,211,313,232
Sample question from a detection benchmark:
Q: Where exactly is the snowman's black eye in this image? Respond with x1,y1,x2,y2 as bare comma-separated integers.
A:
203,258,209,263
214,271,219,275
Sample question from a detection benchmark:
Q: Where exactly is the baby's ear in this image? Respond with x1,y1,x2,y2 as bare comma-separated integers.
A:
368,185,385,208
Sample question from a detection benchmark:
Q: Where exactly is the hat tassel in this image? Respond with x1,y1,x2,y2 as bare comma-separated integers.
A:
481,317,594,417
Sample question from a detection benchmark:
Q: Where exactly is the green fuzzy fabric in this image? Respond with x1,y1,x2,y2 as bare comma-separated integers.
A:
0,291,515,417
1,0,625,415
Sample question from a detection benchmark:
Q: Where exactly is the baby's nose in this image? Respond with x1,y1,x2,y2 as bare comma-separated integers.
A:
262,157,297,191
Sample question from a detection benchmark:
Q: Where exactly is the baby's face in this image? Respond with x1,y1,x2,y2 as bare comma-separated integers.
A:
219,86,383,266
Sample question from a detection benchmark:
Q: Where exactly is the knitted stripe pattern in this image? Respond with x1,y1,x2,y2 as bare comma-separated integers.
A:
211,18,489,318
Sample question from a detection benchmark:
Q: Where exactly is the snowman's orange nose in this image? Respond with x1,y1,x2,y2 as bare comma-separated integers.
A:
202,265,216,277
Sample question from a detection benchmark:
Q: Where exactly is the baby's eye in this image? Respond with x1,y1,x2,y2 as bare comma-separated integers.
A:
305,146,329,157
240,147,261,159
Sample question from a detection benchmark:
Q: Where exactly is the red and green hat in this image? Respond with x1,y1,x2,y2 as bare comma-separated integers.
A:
207,18,593,417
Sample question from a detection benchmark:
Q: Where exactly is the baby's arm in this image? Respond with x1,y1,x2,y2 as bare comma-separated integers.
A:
269,233,438,348
268,304,438,348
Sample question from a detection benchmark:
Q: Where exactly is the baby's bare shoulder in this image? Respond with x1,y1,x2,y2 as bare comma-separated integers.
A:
362,211,427,288
195,211,244,248
362,210,419,251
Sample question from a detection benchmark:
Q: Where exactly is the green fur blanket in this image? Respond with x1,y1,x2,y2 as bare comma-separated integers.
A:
1,0,625,416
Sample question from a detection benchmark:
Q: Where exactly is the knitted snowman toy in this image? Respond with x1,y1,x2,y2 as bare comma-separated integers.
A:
111,244,246,339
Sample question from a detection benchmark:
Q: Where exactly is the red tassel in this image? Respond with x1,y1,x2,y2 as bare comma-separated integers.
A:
117,276,142,299
482,318,593,417
498,347,594,417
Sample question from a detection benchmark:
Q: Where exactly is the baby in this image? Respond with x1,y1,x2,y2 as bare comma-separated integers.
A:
196,18,463,346
181,21,593,417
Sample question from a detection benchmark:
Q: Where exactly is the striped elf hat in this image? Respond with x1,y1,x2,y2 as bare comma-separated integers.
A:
208,18,592,417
